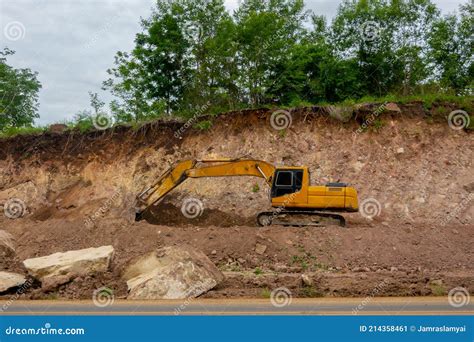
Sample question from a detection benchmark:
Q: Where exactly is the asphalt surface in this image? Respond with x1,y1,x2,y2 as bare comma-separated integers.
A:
1,297,472,315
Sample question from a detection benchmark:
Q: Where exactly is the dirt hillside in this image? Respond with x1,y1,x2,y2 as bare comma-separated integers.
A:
0,102,473,299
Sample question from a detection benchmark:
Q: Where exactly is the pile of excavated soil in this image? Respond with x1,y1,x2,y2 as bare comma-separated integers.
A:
0,102,472,299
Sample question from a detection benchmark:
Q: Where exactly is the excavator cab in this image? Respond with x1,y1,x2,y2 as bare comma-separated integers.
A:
271,168,304,198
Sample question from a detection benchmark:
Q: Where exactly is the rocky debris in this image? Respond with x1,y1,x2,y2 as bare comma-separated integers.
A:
23,246,114,283
301,274,313,287
352,161,365,173
41,274,76,292
0,271,26,292
123,245,224,299
327,106,354,122
255,243,267,255
0,230,15,258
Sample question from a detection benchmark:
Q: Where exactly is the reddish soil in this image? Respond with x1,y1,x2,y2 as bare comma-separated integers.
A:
0,101,472,299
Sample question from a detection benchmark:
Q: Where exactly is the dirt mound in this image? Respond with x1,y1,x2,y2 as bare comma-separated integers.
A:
144,201,255,227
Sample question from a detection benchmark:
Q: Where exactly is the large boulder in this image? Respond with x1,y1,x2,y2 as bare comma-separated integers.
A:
123,246,224,299
0,271,26,293
23,246,114,283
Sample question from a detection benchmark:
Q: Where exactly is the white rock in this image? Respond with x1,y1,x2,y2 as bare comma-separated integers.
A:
123,246,224,300
255,243,267,255
352,161,365,173
23,245,114,282
415,196,425,203
301,274,313,286
385,102,401,113
0,271,26,292
396,147,405,154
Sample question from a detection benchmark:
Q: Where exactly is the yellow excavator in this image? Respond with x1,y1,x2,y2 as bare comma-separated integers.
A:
135,158,359,227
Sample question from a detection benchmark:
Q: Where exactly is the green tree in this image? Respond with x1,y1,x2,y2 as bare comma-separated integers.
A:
428,1,473,94
268,15,363,104
104,0,470,120
234,0,309,105
104,0,189,119
330,0,438,96
0,48,42,130
179,0,238,111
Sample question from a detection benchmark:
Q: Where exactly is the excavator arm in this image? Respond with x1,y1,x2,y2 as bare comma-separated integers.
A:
135,158,276,220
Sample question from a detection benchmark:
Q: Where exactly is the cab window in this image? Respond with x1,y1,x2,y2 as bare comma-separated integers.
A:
272,169,304,198
275,171,293,186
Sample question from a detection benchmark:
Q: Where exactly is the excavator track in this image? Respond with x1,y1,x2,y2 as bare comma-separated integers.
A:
257,210,346,227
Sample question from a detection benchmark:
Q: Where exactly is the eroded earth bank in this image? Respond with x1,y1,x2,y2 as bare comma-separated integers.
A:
0,102,473,300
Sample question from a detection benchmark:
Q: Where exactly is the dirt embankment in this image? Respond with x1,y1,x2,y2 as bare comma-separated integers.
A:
0,102,473,299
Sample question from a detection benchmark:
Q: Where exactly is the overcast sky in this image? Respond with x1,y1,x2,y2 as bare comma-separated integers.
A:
0,0,468,125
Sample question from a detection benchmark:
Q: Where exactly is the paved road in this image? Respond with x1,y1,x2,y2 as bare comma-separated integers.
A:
1,297,472,315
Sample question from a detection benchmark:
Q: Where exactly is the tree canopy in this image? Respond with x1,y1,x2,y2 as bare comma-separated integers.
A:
0,48,42,131
104,0,473,121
